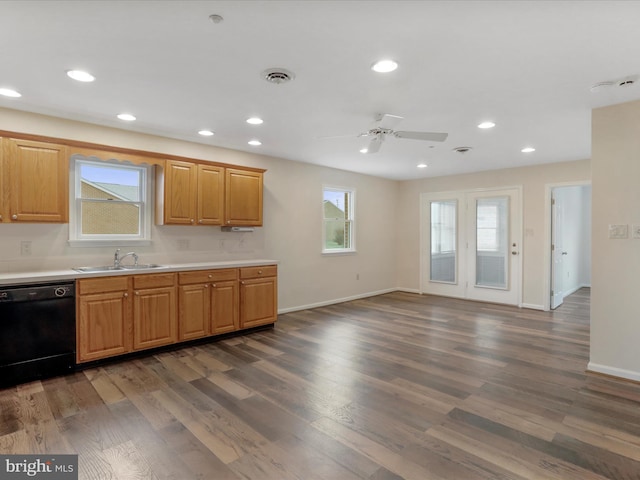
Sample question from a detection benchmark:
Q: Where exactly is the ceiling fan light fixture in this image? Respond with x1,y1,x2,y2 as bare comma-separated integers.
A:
417,163,428,168
359,148,368,154
246,117,263,125
478,121,495,129
198,130,214,136
371,59,398,73
248,139,262,146
521,146,535,153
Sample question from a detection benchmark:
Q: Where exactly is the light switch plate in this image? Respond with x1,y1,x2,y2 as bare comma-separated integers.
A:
633,225,640,239
609,224,629,239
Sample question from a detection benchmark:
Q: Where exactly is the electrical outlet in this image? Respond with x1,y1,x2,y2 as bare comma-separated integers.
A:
20,240,32,256
633,225,640,239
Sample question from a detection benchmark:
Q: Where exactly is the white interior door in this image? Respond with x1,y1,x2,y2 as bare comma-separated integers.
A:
422,188,521,306
550,194,565,309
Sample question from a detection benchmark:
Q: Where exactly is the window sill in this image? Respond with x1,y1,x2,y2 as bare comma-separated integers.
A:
68,239,152,248
322,249,357,256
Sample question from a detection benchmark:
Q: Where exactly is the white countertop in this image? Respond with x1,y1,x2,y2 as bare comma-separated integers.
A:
0,259,279,286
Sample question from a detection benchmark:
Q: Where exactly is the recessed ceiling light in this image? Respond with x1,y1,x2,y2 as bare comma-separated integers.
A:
371,59,398,73
198,130,214,136
117,113,136,121
521,147,536,153
248,140,262,146
417,163,428,168
360,148,368,154
246,117,263,125
0,88,21,98
478,121,496,129
67,70,95,82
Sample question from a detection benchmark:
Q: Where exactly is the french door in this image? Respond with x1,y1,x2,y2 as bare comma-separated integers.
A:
421,188,522,306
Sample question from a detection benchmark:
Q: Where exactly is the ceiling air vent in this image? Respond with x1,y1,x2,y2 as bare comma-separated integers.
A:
453,146,473,154
262,68,295,84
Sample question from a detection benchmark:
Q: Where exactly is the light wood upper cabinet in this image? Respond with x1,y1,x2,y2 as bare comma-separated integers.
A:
0,137,6,222
159,160,198,225
3,138,68,223
197,164,224,225
225,168,263,226
157,160,225,226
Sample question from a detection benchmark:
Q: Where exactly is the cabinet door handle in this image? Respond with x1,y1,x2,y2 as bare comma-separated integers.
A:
204,284,209,288
212,284,216,288
208,274,212,279
198,219,203,224
12,214,18,220
123,292,129,298
0,215,3,221
258,270,262,274
241,281,245,285
190,219,194,224
135,291,140,296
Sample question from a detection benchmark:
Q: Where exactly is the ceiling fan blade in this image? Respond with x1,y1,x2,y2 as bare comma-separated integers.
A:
393,131,448,142
366,134,384,154
375,114,403,130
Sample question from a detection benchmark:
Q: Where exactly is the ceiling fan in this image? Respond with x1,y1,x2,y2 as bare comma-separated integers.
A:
325,114,448,154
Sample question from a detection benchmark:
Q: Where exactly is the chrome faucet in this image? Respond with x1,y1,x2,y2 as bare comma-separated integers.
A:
114,248,138,267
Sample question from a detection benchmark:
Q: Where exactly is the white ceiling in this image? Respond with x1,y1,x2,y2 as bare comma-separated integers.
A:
2,0,640,180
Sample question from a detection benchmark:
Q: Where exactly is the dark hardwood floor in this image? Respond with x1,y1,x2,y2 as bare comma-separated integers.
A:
2,288,640,479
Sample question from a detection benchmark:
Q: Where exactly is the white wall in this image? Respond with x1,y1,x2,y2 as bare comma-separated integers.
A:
396,159,591,309
590,99,640,381
0,108,399,312
554,185,592,296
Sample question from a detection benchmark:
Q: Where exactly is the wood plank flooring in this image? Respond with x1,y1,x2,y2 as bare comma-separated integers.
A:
2,288,640,479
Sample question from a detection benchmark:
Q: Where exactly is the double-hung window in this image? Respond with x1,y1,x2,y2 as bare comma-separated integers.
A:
322,186,355,254
69,157,152,246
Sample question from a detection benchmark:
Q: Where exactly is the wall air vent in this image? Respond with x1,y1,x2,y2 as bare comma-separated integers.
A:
262,68,295,84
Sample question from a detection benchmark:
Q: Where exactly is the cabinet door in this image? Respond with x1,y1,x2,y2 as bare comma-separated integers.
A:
225,168,263,226
240,277,277,328
212,280,239,334
133,286,178,350
77,291,132,362
197,164,224,225
178,283,210,341
7,138,68,222
163,160,197,225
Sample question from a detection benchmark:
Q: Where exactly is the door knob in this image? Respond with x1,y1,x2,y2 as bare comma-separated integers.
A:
511,251,518,255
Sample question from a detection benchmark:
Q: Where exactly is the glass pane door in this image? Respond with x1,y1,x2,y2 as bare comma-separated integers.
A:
430,200,457,283
475,197,509,289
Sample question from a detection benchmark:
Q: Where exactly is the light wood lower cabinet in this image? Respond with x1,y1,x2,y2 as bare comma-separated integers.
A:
77,273,178,363
177,268,239,339
77,276,132,363
132,273,177,350
77,266,276,363
240,266,278,328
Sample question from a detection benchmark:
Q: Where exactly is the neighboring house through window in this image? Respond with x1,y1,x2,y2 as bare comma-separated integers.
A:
323,186,355,253
69,157,152,245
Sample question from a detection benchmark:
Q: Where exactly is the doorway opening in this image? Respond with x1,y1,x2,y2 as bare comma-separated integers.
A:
546,183,592,311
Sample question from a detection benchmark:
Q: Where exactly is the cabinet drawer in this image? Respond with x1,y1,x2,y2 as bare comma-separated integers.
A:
240,265,277,279
78,276,129,295
133,273,176,289
178,268,238,285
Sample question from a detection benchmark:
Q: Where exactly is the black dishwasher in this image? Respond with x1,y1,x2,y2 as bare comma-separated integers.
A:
0,281,76,388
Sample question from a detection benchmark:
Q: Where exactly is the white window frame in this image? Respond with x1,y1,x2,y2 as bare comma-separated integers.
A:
68,156,153,247
322,185,356,255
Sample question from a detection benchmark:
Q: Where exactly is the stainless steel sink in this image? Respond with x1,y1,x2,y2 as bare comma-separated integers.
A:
121,264,165,270
73,264,165,273
73,266,125,272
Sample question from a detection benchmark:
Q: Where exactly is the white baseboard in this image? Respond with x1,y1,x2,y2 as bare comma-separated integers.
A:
395,287,421,294
278,288,398,314
521,303,545,311
563,283,591,298
587,362,640,382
